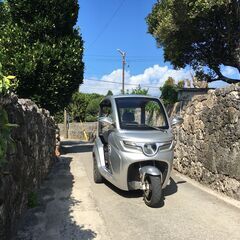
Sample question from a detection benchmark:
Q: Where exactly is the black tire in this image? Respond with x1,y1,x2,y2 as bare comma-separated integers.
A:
93,156,103,183
143,175,162,207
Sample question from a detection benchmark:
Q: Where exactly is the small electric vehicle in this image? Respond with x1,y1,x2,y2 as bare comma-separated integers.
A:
92,95,183,207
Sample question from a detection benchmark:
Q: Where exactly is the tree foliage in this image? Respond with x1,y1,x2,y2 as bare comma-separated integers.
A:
0,63,18,95
0,64,18,166
0,0,84,114
106,90,113,96
147,0,240,84
85,97,103,122
68,92,90,122
160,77,183,105
129,85,149,95
67,92,104,123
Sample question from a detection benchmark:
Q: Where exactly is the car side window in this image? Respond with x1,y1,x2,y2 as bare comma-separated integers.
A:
100,106,112,118
99,100,114,136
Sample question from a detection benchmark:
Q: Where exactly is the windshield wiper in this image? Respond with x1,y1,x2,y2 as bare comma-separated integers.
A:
122,123,167,131
123,123,138,126
139,124,166,132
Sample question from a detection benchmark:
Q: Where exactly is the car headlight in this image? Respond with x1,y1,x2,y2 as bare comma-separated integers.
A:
123,141,137,147
122,140,142,152
158,141,172,150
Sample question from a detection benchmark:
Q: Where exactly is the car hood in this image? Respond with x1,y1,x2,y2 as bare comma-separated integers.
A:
115,129,173,143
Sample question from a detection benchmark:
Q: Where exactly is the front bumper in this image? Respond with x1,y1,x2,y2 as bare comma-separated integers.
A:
110,145,174,190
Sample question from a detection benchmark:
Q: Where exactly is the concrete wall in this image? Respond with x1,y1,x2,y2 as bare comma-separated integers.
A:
0,95,56,239
58,122,97,140
173,85,240,200
178,88,210,101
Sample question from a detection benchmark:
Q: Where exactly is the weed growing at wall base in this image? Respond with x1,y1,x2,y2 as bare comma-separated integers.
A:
27,192,39,208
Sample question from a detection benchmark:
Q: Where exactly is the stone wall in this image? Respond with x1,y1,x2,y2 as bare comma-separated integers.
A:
58,122,97,140
0,94,56,239
173,85,240,200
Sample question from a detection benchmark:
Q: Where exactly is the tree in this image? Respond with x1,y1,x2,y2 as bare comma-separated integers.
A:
177,80,185,89
131,85,149,95
146,0,240,84
0,0,84,114
66,92,104,123
68,92,90,122
106,90,113,96
160,77,179,105
85,96,104,122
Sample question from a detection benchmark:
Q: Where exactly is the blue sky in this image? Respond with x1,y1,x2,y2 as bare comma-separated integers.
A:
77,0,239,96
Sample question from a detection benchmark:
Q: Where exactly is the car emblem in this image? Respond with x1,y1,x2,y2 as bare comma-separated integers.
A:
143,143,158,156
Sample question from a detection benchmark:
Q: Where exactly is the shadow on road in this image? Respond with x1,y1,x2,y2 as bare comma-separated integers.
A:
104,180,143,198
163,178,178,196
61,141,93,154
61,140,87,146
14,156,97,240
103,177,180,208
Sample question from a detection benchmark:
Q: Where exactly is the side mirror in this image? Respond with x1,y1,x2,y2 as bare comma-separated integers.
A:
98,116,114,126
171,116,183,126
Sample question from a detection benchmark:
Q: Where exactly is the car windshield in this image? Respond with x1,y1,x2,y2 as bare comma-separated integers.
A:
115,97,168,130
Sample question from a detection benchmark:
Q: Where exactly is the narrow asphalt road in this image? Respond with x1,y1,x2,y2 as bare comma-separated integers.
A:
15,141,240,240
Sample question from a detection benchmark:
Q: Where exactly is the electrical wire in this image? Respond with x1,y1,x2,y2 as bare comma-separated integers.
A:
88,0,126,48
84,78,160,89
84,59,162,63
85,54,162,59
84,54,162,63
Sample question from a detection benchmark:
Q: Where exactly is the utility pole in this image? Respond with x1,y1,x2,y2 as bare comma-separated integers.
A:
117,49,126,94
64,108,68,139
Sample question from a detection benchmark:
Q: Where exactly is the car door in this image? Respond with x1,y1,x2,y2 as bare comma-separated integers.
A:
99,99,121,174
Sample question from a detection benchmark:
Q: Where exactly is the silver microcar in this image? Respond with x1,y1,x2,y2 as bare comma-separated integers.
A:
92,95,182,207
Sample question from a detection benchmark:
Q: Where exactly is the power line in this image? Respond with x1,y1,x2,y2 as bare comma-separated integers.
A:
88,0,126,48
84,55,162,63
80,86,115,90
85,54,162,58
84,78,160,89
84,55,162,60
84,59,162,63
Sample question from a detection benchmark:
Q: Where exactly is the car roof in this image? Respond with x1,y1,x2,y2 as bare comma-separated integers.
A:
105,94,159,100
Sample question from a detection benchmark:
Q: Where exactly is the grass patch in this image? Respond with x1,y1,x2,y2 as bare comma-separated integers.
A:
27,192,38,208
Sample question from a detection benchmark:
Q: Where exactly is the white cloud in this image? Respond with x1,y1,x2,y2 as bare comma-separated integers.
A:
80,69,128,95
80,64,192,96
